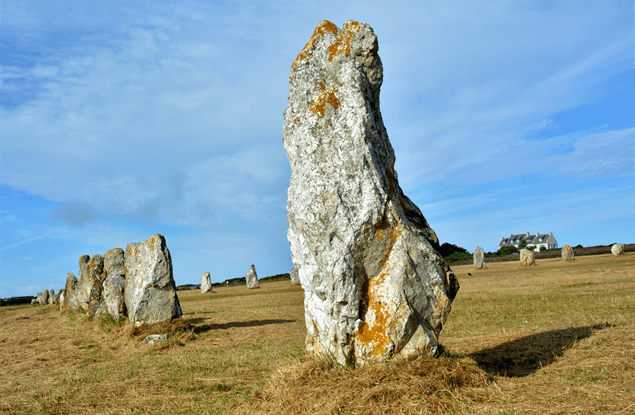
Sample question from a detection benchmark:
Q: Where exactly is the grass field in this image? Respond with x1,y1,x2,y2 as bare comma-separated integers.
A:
1,253,633,414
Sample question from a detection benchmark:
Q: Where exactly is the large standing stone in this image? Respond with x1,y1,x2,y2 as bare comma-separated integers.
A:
201,272,213,293
283,20,459,365
290,267,301,285
124,234,182,325
245,265,259,289
611,243,624,256
76,254,107,317
102,248,126,319
48,289,56,305
520,249,535,266
41,290,49,305
64,272,79,309
561,245,574,261
473,246,485,269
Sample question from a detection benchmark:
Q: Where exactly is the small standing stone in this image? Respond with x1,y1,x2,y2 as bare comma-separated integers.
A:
48,289,55,305
201,272,213,293
611,243,624,256
473,246,485,269
58,289,66,309
290,267,300,285
245,264,259,289
561,245,575,261
520,249,535,266
64,272,79,309
41,290,49,305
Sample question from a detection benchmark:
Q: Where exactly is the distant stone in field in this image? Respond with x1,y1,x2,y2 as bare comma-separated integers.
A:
124,234,182,326
473,246,485,269
48,289,56,305
201,272,213,293
290,267,300,285
561,245,575,261
611,243,624,256
41,290,49,305
143,334,168,345
245,264,259,288
64,272,79,309
283,20,459,365
520,249,535,265
31,298,36,304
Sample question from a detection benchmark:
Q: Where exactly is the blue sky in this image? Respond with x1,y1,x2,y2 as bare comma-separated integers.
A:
2,1,633,298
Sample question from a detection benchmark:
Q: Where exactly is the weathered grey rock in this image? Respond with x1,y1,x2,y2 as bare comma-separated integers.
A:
31,299,37,304
64,272,79,309
201,272,213,293
290,266,300,285
611,243,624,256
41,290,49,305
124,234,182,325
283,20,459,365
75,254,107,317
245,264,259,288
473,246,485,269
103,273,127,319
561,245,574,261
520,249,535,265
143,334,168,345
100,248,127,319
48,289,55,305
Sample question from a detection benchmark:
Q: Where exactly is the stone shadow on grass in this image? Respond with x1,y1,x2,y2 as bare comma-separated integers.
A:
469,323,611,377
188,319,296,333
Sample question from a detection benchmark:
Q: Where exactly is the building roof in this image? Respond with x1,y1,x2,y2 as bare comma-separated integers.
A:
499,232,558,247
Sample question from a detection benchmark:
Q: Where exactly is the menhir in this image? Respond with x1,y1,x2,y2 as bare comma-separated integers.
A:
283,20,459,365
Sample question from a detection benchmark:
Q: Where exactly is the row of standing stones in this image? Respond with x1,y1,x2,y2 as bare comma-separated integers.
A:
34,234,182,326
470,243,626,268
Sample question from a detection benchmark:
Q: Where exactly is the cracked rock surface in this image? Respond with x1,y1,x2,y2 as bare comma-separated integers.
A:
283,20,459,365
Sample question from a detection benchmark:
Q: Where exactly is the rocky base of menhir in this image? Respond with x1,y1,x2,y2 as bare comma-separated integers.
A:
284,20,459,365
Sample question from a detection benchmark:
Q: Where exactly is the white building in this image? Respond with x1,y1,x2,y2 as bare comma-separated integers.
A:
499,232,558,252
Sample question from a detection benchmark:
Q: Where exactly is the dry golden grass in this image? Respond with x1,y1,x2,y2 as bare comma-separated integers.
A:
0,253,633,414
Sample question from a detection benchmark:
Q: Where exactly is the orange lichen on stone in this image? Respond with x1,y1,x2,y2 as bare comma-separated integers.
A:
327,20,360,62
291,20,339,70
294,116,300,122
355,273,394,358
309,81,340,117
375,226,403,269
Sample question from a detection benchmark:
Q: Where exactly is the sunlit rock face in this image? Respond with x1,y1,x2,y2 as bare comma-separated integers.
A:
245,265,259,289
283,20,459,365
64,272,79,309
103,248,127,319
611,243,624,256
561,245,575,261
520,249,535,265
124,234,182,325
473,247,485,269
201,272,213,293
75,254,108,318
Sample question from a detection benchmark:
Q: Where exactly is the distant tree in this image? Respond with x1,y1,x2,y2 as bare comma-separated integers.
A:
519,239,527,249
444,251,472,264
574,244,583,249
498,246,519,256
438,242,469,258
540,246,547,251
